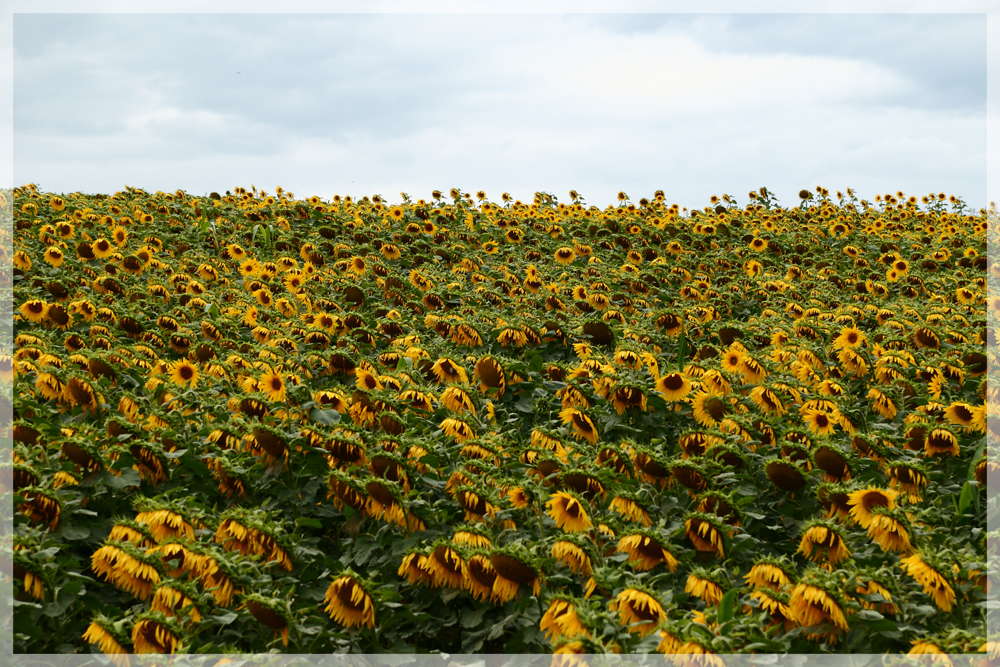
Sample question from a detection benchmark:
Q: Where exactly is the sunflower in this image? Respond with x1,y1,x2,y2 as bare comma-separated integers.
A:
766,459,807,492
685,514,726,558
908,640,947,656
14,555,46,601
900,553,956,612
398,552,435,587
151,583,202,624
749,386,785,417
558,408,599,445
832,327,865,350
462,552,498,602
943,401,979,431
131,614,182,654
13,249,31,270
431,357,468,385
797,522,851,567
440,417,475,444
168,360,199,389
609,495,652,526
427,543,467,589
452,526,491,548
656,372,692,401
19,299,48,324
744,558,792,592
546,492,593,533
324,574,376,628
690,392,728,427
541,597,589,642
788,580,849,638
610,385,647,415
846,487,897,529
90,542,162,600
857,577,897,616
610,588,666,637
440,385,477,415
738,355,767,384
887,462,928,502
866,507,912,554
685,570,724,605
92,238,114,259
551,540,592,576
82,615,130,663
43,246,65,267
259,371,287,403
554,247,576,264
802,408,838,436
490,550,541,603
616,532,679,572
134,508,195,543
63,376,99,411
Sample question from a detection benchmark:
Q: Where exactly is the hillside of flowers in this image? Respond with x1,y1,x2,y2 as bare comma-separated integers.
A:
8,183,993,656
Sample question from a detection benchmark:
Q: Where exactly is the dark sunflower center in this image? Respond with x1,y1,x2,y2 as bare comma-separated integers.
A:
336,582,366,610
862,494,889,512
662,374,684,391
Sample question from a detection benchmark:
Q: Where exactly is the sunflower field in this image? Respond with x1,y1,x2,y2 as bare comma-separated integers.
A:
7,183,995,657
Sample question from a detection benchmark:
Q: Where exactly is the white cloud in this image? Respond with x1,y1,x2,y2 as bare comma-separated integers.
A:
11,12,988,210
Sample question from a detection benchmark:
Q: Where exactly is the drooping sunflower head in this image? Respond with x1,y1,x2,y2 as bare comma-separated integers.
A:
427,541,468,589
82,613,131,663
324,572,376,629
797,520,851,567
610,384,648,415
540,595,590,642
545,491,594,534
131,612,184,654
558,407,599,445
745,555,795,592
616,530,679,573
788,571,849,641
551,536,593,577
610,585,666,637
489,547,541,602
684,512,727,559
865,506,913,554
846,486,898,529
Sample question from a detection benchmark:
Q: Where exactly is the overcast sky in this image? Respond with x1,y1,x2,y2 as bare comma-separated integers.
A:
10,8,993,210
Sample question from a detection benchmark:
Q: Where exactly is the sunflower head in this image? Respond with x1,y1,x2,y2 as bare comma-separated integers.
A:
545,491,594,534
324,571,376,629
83,613,132,661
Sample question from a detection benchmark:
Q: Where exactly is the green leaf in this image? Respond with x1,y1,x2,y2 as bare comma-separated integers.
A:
718,589,737,624
677,331,687,371
309,407,341,425
513,397,534,413
103,468,142,489
958,481,974,515
214,611,238,625
854,609,884,621
296,517,323,530
528,354,544,374
58,524,89,541
461,606,487,628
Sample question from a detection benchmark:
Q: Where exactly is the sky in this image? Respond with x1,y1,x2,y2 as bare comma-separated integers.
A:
9,5,996,211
